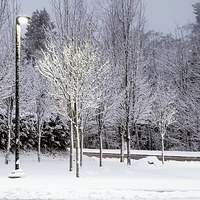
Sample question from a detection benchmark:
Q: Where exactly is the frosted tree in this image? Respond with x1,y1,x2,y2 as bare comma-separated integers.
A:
155,28,199,150
100,0,146,164
94,70,112,166
142,31,168,150
148,33,179,162
185,3,200,149
36,86,48,162
0,0,17,101
21,8,56,161
49,0,97,170
19,53,54,162
96,106,103,167
0,0,20,164
50,0,95,47
4,96,14,164
151,80,176,164
131,64,152,150
38,31,108,177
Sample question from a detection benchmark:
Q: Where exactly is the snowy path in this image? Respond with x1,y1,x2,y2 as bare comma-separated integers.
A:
0,151,200,199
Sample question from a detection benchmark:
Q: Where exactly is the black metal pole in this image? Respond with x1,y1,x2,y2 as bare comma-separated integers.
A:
15,18,20,170
9,16,29,178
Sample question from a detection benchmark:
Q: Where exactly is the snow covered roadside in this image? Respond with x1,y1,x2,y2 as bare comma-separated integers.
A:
0,151,200,200
83,148,200,157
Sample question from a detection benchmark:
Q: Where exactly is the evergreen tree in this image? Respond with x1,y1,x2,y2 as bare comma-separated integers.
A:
24,8,54,61
193,3,200,25
192,3,200,57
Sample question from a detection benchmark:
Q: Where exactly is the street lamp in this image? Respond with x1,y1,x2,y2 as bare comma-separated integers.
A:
9,16,30,179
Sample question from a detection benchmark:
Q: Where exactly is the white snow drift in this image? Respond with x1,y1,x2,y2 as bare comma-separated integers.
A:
0,151,200,200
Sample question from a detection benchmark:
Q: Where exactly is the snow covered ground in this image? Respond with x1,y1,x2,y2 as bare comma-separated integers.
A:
1,150,200,200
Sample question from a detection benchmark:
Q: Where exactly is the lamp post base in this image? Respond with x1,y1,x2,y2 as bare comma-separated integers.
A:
8,169,25,178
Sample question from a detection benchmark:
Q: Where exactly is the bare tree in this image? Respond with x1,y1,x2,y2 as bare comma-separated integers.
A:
36,91,46,162
38,31,108,177
96,105,104,167
155,27,199,151
100,0,146,164
50,0,96,171
151,80,176,164
50,0,95,46
4,96,14,164
0,0,20,164
0,0,9,34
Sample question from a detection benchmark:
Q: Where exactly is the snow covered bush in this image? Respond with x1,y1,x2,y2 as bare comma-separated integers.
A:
0,112,70,152
0,113,8,150
41,115,70,152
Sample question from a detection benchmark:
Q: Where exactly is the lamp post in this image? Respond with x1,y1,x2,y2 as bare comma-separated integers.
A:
9,16,29,178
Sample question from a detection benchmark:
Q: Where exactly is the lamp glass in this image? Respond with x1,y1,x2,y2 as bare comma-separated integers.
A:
17,17,29,24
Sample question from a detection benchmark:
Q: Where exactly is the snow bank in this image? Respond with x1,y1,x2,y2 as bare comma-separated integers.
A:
8,169,26,178
0,151,200,200
83,148,200,157
133,156,163,169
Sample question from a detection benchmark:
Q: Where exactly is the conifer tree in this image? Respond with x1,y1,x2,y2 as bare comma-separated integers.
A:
24,8,54,61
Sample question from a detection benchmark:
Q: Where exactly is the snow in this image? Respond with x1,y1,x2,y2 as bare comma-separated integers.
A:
83,148,200,157
8,169,26,178
1,151,200,200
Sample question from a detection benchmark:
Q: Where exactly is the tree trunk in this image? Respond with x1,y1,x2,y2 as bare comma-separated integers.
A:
147,124,153,150
122,0,131,166
5,97,13,164
126,128,131,165
80,127,83,167
135,124,140,150
97,107,103,167
99,129,103,167
37,116,41,162
99,120,103,167
80,112,84,167
69,98,74,172
161,134,165,164
103,125,110,149
119,126,124,162
69,118,74,172
74,101,80,178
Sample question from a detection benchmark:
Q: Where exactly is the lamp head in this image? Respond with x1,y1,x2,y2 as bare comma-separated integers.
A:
16,16,30,25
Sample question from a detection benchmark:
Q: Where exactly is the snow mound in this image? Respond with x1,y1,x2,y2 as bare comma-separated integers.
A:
8,169,26,178
133,156,163,169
